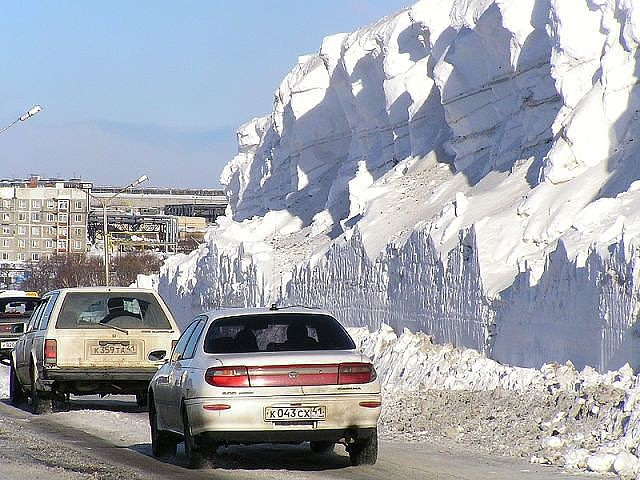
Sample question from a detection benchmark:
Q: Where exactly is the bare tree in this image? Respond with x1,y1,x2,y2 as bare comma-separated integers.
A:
23,252,163,293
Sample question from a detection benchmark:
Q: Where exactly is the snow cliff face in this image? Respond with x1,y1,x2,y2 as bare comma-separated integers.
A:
158,0,640,372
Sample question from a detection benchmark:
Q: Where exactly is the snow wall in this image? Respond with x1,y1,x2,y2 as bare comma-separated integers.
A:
157,0,640,373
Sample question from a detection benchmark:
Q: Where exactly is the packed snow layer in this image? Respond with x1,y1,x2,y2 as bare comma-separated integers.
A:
157,0,640,372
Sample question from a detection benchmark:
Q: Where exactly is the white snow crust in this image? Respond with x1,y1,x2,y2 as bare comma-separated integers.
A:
151,0,640,375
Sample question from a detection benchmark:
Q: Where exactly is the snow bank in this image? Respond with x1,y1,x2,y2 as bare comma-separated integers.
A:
157,0,640,374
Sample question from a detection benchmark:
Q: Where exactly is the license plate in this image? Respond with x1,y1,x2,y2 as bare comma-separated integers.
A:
91,344,137,355
0,340,16,350
264,405,326,422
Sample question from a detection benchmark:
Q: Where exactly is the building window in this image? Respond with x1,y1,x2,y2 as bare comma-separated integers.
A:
47,213,56,222
73,227,83,237
59,226,68,237
31,226,40,236
16,253,25,261
1,252,9,261
47,199,55,209
58,200,69,211
31,212,41,222
2,213,9,221
57,240,68,250
31,240,39,248
18,239,25,248
58,213,68,223
32,252,39,261
73,240,83,250
2,226,10,235
17,226,26,235
73,213,83,223
32,199,41,209
2,200,9,208
18,199,26,209
1,239,9,247
75,200,83,209
47,226,56,236
17,212,26,222
45,239,54,249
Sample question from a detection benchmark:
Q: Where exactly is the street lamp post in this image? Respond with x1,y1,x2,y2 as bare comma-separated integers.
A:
0,105,42,135
95,175,149,286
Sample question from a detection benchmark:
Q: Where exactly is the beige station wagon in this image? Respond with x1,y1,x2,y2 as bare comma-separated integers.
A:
10,287,180,414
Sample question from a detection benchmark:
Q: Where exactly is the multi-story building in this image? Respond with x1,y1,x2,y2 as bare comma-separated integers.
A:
0,179,90,263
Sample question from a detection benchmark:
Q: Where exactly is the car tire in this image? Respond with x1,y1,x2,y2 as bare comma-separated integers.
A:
310,441,334,454
149,398,177,457
29,367,51,415
9,362,26,406
136,392,148,408
182,408,207,468
348,429,378,466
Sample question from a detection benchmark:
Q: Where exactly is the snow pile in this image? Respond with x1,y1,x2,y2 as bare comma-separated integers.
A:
153,0,640,374
355,325,640,476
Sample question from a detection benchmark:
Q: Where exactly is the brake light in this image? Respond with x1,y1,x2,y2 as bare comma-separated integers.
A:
203,404,231,411
44,339,57,366
205,366,250,387
338,363,376,384
359,401,382,408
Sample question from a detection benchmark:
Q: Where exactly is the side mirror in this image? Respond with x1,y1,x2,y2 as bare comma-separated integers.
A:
148,350,167,362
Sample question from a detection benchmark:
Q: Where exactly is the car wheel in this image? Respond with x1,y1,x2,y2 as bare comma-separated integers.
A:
29,367,51,415
9,362,26,406
136,392,148,408
149,398,177,457
51,391,68,412
310,441,334,454
182,408,207,468
348,429,378,466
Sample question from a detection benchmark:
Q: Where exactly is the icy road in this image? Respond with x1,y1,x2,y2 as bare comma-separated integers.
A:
0,396,596,480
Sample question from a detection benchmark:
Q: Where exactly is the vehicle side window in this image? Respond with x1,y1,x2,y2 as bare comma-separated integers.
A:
27,300,47,332
39,292,59,330
171,320,199,362
182,318,207,360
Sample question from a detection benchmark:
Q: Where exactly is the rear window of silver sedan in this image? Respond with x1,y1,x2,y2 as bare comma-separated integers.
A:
203,313,356,354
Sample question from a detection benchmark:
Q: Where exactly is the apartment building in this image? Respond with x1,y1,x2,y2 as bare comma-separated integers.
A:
0,183,89,262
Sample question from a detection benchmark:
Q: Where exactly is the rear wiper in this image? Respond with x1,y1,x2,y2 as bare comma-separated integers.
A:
96,322,129,335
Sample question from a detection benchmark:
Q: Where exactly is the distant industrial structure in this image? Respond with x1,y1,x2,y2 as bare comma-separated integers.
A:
0,176,228,288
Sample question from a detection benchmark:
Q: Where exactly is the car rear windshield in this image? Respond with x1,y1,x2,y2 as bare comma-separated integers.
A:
203,312,356,353
0,297,39,320
56,292,172,330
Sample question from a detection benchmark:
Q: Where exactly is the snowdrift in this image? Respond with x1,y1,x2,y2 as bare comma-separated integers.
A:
155,0,640,372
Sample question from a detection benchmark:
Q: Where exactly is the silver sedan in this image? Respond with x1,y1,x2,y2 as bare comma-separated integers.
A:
148,306,381,468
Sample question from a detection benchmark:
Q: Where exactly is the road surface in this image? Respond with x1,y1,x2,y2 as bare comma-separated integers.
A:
0,398,599,480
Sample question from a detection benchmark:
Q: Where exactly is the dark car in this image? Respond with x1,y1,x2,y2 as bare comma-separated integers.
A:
0,291,39,362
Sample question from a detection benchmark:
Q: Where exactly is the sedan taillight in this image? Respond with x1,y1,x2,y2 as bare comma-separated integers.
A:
338,363,376,384
44,339,57,366
205,366,250,387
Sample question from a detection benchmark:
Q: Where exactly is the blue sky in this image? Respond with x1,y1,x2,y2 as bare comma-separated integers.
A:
0,1,410,188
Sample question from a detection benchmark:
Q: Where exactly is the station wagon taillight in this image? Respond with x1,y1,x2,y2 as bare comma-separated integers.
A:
205,366,250,387
44,339,57,366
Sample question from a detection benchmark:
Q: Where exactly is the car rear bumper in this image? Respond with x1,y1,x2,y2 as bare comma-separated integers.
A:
41,367,159,394
184,393,381,440
200,427,377,444
45,367,159,381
